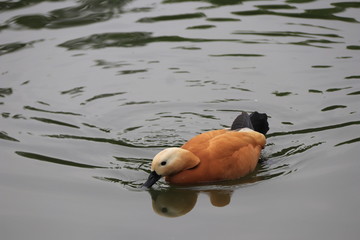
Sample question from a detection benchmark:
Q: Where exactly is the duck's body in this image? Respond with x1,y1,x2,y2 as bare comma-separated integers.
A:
143,112,269,188
166,128,265,184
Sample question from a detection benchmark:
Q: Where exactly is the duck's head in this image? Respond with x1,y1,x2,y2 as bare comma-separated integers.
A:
143,147,200,188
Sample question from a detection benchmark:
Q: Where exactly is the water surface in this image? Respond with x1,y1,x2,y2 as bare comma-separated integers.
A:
1,0,360,239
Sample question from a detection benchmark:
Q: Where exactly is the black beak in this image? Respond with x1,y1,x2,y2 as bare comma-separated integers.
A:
143,171,162,188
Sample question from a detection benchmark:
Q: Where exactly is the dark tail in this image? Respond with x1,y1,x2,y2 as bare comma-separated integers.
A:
250,111,269,135
231,111,269,135
230,112,254,130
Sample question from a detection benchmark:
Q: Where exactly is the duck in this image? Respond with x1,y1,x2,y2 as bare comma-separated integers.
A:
143,111,269,188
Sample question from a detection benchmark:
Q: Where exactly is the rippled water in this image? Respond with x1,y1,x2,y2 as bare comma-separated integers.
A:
1,0,360,239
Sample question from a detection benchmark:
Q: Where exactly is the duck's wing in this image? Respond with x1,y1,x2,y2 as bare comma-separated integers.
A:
182,129,265,154
181,129,228,151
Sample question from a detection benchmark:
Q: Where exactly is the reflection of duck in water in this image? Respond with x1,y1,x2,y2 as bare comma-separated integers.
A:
149,189,233,217
143,111,269,187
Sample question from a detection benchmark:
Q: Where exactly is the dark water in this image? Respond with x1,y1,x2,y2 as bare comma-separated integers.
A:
1,0,360,239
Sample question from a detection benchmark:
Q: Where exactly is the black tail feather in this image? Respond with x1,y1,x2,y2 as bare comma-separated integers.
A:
230,111,269,135
230,112,254,130
250,111,269,135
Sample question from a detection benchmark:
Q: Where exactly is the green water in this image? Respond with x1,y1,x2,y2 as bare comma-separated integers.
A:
1,0,360,239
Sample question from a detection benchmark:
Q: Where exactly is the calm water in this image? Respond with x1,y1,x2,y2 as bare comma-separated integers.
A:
1,0,360,239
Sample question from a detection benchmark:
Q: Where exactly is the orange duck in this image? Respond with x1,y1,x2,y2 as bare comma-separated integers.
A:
143,111,269,188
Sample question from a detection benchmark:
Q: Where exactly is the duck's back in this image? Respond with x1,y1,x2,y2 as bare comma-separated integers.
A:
166,129,266,185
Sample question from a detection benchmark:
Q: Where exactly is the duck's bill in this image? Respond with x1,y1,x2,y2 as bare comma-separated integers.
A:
143,171,162,188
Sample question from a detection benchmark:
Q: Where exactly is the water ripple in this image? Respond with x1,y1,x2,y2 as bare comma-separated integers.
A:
232,2,360,23
60,86,85,96
0,131,19,142
232,30,343,48
24,105,82,116
44,134,168,148
30,117,80,129
347,45,360,50
121,101,157,106
163,0,246,6
209,53,264,57
347,91,360,96
58,32,241,50
345,75,360,79
233,30,342,39
137,12,206,23
321,105,347,111
0,0,60,11
0,40,42,56
94,59,132,69
267,120,360,138
3,0,131,29
0,87,12,97
15,151,105,169
118,69,148,75
82,91,126,105
269,142,324,158
206,17,240,22
187,24,216,29
335,137,360,147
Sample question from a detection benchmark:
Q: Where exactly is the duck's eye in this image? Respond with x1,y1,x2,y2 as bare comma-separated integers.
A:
161,161,167,166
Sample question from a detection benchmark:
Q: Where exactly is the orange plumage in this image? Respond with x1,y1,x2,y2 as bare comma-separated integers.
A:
166,129,266,184
143,112,269,188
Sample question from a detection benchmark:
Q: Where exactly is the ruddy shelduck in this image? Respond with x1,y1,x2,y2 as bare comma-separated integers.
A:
143,111,269,187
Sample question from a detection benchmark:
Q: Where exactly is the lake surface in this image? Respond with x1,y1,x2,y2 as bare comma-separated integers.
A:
1,0,360,239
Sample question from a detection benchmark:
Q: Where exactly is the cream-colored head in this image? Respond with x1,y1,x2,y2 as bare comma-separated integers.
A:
143,147,200,188
151,147,200,176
